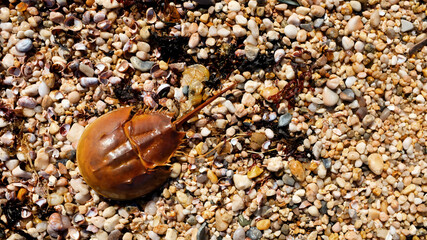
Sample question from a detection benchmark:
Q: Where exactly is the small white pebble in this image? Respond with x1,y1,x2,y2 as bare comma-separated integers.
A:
201,127,211,137
265,129,274,139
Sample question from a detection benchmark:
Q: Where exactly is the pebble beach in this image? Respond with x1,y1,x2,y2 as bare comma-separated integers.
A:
0,0,426,239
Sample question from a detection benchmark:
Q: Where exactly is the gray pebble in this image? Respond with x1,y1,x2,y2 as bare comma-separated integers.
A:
401,19,414,32
233,228,246,240
282,174,295,186
182,86,189,95
278,113,292,127
254,206,270,217
187,215,197,225
320,201,328,214
15,39,33,52
238,215,251,227
197,222,209,240
197,174,208,183
322,158,331,169
313,18,324,28
364,43,375,53
380,107,391,121
130,56,154,72
300,23,313,32
340,89,355,101
281,224,290,235
246,227,262,240
108,230,122,240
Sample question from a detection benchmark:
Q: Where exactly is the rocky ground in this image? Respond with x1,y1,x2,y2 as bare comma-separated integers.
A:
0,0,426,239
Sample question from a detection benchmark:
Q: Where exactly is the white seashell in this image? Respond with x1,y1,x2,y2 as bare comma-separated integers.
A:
274,49,285,62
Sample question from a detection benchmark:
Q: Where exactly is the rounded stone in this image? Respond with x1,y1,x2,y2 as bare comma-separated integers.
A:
256,219,270,230
233,174,252,190
323,87,339,106
284,25,298,39
289,160,305,182
68,91,81,104
368,153,384,175
130,56,154,72
15,39,33,52
311,5,325,17
345,16,363,35
246,227,262,240
228,1,241,12
233,228,245,240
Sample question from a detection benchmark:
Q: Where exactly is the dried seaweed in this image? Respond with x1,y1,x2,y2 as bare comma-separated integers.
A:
0,103,17,121
237,52,276,73
0,199,37,240
150,33,191,63
113,79,140,103
268,47,316,108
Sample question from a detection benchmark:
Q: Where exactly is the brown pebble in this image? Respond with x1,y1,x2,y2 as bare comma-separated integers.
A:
42,95,54,109
250,132,267,150
356,107,368,120
68,91,81,104
17,188,28,201
311,5,325,17
289,160,305,182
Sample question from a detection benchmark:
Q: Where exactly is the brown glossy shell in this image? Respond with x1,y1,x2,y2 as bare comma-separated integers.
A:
77,84,235,200
77,107,184,200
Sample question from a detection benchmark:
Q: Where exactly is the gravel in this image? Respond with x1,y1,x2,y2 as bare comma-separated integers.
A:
0,1,426,240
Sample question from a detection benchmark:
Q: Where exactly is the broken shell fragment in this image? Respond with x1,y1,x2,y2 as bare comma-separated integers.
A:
95,63,108,75
157,84,171,97
97,20,112,31
150,64,170,79
123,17,135,28
73,43,87,51
169,62,186,72
108,77,121,85
51,61,66,72
60,124,70,136
7,66,22,77
64,16,83,31
116,60,130,73
274,49,285,62
22,62,34,77
146,8,157,24
99,70,113,81
80,77,99,88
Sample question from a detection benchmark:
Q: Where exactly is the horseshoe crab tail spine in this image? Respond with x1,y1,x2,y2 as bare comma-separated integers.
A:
173,82,236,128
